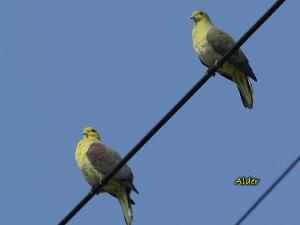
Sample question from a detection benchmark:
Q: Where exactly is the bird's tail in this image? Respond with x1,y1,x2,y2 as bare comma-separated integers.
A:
118,191,133,225
235,73,254,109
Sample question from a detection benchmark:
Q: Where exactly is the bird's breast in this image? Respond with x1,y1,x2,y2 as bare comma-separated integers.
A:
75,140,103,186
196,44,218,66
193,27,221,68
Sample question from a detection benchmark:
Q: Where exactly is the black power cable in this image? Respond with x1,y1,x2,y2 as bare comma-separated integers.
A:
58,1,286,224
234,155,300,225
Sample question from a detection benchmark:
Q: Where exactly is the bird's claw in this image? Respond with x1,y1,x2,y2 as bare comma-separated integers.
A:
206,68,216,77
90,187,101,195
214,59,220,68
90,179,103,195
90,187,97,194
206,60,221,77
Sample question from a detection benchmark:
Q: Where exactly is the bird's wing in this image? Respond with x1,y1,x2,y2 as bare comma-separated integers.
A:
86,142,138,193
207,27,257,81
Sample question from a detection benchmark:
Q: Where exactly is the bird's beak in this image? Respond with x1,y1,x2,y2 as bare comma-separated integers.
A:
190,16,194,19
83,132,88,137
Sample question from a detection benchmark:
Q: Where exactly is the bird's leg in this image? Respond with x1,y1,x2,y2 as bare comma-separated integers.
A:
214,59,221,68
90,179,103,195
214,59,225,72
96,179,103,195
207,60,222,77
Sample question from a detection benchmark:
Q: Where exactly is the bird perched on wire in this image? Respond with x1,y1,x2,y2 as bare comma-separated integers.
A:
75,127,139,225
190,10,257,108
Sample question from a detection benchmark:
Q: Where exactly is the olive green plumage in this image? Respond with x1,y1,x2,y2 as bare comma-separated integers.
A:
75,127,138,225
191,10,257,108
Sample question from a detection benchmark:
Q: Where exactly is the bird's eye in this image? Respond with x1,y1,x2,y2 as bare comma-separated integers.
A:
91,129,96,132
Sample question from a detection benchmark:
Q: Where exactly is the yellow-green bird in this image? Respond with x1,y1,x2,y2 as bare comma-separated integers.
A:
191,10,257,108
75,127,138,225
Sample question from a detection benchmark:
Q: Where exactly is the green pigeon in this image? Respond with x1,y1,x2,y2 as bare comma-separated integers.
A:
191,10,257,108
75,127,139,225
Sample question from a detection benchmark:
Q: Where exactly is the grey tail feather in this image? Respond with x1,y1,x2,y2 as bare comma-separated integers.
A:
236,75,254,109
118,192,134,225
110,192,135,205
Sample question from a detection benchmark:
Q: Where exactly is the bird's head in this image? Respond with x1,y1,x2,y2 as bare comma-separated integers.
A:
190,10,211,23
83,127,101,140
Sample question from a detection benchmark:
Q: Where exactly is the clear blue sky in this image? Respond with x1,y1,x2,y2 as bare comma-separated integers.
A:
1,1,299,225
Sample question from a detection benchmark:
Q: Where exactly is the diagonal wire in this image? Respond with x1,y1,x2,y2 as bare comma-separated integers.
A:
58,0,285,224
234,155,300,225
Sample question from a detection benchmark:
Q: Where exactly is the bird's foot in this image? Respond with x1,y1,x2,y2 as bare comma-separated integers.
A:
90,187,101,195
96,179,104,194
207,60,222,77
90,187,97,195
90,179,103,195
214,59,221,68
206,68,216,77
